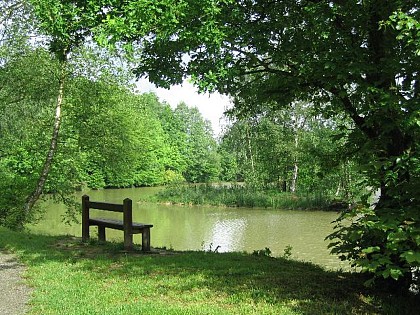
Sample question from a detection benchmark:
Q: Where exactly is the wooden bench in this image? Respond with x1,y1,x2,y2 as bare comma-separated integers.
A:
81,195,153,251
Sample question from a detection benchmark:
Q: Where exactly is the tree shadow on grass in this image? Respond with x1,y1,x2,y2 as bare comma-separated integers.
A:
1,228,419,315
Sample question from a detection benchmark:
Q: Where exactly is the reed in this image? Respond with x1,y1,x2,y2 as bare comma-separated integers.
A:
152,184,336,210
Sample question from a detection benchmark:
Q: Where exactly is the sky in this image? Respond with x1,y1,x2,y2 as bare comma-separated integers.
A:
135,78,232,137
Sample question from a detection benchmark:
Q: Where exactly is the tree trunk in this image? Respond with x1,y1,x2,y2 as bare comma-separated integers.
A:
335,182,341,197
290,120,299,193
245,122,255,174
24,61,66,216
290,162,298,193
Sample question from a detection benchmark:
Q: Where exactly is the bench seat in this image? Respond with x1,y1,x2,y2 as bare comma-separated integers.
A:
89,218,153,232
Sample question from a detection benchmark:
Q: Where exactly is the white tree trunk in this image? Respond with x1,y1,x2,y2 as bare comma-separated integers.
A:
290,120,299,193
24,62,66,215
246,127,255,173
290,161,298,193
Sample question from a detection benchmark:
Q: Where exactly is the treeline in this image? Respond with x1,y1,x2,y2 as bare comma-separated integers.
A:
0,48,221,194
219,102,361,199
1,49,358,194
0,47,361,229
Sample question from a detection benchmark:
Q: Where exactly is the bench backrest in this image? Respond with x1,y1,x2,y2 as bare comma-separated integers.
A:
82,195,133,237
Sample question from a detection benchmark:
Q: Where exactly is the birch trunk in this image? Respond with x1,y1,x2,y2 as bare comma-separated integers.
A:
24,62,66,215
290,123,299,193
246,126,255,174
290,161,298,193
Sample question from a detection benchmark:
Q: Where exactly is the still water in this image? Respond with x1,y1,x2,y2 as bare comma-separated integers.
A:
29,187,349,270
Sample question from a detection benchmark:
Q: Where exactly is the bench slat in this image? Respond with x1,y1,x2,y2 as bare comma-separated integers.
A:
88,201,124,212
89,218,153,233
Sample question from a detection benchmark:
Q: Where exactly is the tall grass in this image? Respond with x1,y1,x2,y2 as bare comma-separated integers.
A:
151,184,337,210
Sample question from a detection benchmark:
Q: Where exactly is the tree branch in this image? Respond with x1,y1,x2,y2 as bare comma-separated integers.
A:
328,87,377,139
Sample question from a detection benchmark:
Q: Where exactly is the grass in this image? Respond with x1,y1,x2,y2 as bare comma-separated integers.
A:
1,227,419,315
150,184,339,210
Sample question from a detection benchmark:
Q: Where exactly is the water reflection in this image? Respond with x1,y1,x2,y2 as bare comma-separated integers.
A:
207,218,247,252
29,187,350,270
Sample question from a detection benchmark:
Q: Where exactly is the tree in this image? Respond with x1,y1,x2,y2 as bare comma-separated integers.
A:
151,97,189,180
1,0,140,227
173,103,220,183
13,0,136,223
0,43,138,227
0,0,35,59
22,0,90,217
0,47,61,228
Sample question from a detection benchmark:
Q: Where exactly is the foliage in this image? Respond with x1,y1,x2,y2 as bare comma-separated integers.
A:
328,207,420,292
5,0,420,291
2,228,420,314
0,0,220,228
0,38,220,228
220,107,363,199
282,245,293,260
218,147,238,182
173,103,221,183
151,184,336,210
64,79,222,189
0,45,60,228
385,8,420,56
328,155,420,291
0,0,36,59
252,247,272,258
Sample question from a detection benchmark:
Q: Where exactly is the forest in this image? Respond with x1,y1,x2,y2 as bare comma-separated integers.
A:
1,0,419,293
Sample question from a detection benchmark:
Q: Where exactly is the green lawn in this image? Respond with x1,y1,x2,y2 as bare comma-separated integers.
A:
0,227,418,315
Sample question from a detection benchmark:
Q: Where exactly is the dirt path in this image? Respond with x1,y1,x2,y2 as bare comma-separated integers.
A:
0,251,32,315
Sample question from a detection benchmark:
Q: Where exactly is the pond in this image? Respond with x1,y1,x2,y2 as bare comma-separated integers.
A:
29,187,350,270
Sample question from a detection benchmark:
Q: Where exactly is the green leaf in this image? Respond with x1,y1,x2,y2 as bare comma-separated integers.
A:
401,251,420,263
389,268,403,280
362,246,380,254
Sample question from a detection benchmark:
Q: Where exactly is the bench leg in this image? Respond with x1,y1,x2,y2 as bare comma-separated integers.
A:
82,224,90,243
81,195,90,242
124,230,133,250
142,228,151,252
98,226,106,243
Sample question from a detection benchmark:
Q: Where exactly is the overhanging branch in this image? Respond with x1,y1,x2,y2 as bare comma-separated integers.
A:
329,87,377,139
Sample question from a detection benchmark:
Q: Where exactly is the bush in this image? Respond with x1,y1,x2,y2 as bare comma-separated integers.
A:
327,206,420,294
